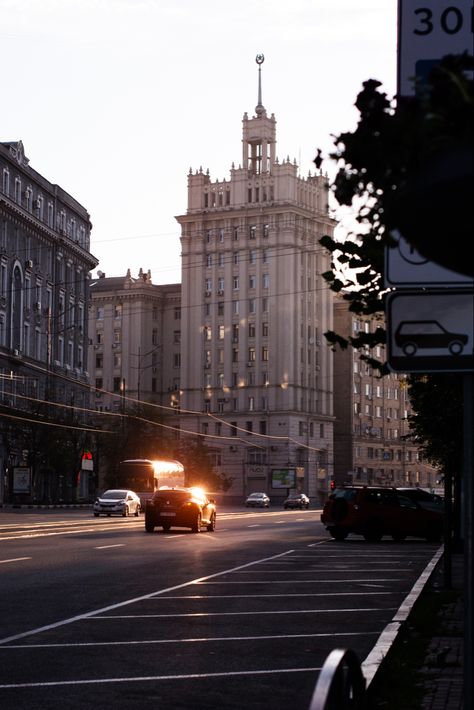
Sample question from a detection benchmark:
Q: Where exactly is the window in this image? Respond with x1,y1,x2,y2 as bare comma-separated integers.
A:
204,326,212,341
218,277,224,292
248,396,255,411
261,346,269,361
232,348,239,362
249,274,256,289
114,304,122,319
262,273,269,288
218,253,224,267
205,278,212,292
173,353,181,367
233,226,239,241
96,306,104,320
218,228,224,242
233,251,239,265
113,353,121,367
113,377,121,392
232,323,239,342
96,354,103,369
113,329,121,344
262,297,268,312
249,225,256,239
246,421,253,434
218,324,225,340
249,249,257,264
248,347,256,362
218,301,224,316
262,322,269,337
248,322,256,338
218,348,224,364
263,223,269,238
248,299,256,314
206,254,212,267
232,300,239,315
174,308,181,320
233,276,239,290
230,422,238,436
95,378,103,390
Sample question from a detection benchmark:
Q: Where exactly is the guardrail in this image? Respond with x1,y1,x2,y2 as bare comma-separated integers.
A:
308,648,366,710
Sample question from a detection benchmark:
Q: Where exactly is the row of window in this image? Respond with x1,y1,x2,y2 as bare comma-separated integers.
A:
2,169,88,247
203,298,269,316
94,305,181,322
205,248,269,267
355,446,423,462
204,273,270,292
203,224,270,242
204,322,268,342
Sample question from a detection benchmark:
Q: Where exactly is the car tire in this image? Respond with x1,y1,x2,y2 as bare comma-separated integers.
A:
364,519,384,542
162,524,171,533
192,512,202,533
93,513,99,517
207,513,216,532
145,516,155,533
329,528,348,541
135,505,140,517
392,533,407,542
122,507,129,517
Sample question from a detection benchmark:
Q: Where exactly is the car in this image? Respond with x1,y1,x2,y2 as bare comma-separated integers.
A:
320,485,443,542
245,492,270,508
394,320,468,355
144,486,216,533
93,489,141,517
283,492,310,509
396,487,444,513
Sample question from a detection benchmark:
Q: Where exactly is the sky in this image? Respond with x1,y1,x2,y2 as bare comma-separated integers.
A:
1,0,398,285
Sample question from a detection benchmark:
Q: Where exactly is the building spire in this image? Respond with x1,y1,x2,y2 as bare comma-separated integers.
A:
255,53,265,116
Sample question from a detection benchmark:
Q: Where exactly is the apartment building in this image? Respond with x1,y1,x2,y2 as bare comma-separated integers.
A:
333,298,439,488
175,62,336,504
0,140,98,503
88,269,181,414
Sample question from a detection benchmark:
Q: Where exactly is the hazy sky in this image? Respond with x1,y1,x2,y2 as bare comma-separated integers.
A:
1,0,398,284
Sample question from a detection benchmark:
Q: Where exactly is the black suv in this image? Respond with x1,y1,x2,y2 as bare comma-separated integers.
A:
321,486,443,542
145,487,217,533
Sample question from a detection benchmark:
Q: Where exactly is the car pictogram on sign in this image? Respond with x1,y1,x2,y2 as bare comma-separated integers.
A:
394,320,468,356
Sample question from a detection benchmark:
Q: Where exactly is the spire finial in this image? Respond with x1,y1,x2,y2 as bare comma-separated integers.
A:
255,53,265,116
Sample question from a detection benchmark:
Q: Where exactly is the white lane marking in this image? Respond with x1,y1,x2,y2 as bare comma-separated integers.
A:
0,666,323,689
0,549,294,645
0,557,32,565
2,631,378,650
362,546,443,687
148,591,398,599
94,544,125,550
231,569,412,573
193,578,403,584
92,607,397,619
247,524,260,528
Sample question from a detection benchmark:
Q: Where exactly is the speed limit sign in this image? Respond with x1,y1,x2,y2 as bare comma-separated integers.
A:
398,0,473,95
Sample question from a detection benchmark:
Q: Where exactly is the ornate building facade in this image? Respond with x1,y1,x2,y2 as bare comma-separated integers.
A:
0,140,97,503
175,60,336,504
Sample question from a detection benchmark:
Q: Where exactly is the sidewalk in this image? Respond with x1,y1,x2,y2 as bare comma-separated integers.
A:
418,551,463,710
366,550,464,710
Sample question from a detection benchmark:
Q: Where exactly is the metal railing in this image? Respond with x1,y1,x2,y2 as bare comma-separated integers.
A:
309,648,366,710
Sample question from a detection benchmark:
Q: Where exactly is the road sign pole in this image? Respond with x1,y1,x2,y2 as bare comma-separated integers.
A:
463,373,474,710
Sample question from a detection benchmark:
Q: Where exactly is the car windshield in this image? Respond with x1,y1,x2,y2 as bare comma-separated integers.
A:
331,489,357,501
249,493,264,498
101,490,127,499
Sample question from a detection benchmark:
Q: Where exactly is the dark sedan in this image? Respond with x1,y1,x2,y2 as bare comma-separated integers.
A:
145,486,216,533
283,493,310,509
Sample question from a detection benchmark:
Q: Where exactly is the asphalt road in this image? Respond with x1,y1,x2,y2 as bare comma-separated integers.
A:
0,507,441,710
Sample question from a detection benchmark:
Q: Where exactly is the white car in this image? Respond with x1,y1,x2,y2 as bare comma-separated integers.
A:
245,492,270,508
93,489,141,517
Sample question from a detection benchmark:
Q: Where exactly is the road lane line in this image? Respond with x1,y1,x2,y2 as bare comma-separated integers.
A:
0,557,32,565
94,544,125,550
0,666,324,689
93,607,398,619
1,630,379,649
0,549,294,645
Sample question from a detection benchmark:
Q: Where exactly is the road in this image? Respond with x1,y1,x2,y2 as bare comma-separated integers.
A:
0,507,441,709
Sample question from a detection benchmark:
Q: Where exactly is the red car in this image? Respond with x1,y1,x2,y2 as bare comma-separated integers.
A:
321,486,443,542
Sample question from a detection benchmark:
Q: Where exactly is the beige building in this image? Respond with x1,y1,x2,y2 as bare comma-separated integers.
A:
333,298,438,488
175,61,336,504
88,269,181,414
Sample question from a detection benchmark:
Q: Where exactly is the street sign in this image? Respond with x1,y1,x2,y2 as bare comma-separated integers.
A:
387,289,474,372
385,231,474,287
398,0,473,96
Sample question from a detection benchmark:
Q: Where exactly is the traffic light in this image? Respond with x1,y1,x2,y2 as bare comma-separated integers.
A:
330,480,335,491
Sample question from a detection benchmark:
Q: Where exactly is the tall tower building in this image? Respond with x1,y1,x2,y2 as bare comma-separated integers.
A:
176,57,336,504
